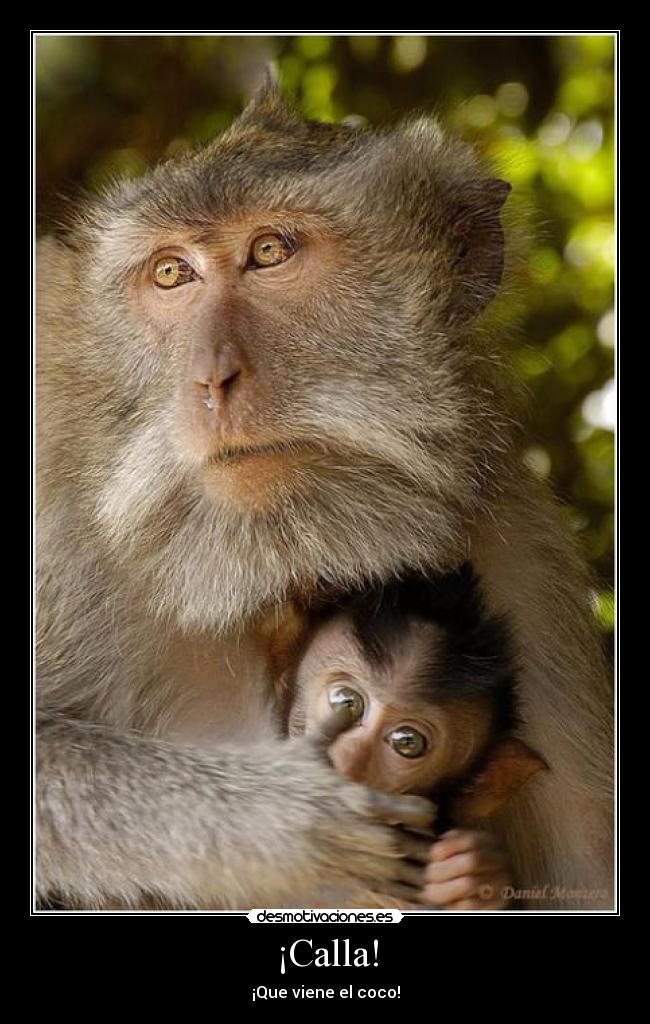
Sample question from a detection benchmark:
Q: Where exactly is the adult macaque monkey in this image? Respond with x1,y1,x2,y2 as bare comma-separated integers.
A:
36,78,613,910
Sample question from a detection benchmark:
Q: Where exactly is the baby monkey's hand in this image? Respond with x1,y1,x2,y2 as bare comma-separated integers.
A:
424,829,512,910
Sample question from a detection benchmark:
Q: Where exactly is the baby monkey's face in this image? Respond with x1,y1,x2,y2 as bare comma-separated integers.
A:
290,613,492,796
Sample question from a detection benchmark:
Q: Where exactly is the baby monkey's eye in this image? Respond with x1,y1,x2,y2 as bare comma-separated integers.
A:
387,727,428,759
153,256,197,289
328,685,365,721
249,232,296,269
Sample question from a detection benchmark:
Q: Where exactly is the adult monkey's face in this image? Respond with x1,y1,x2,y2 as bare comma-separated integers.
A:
49,82,511,632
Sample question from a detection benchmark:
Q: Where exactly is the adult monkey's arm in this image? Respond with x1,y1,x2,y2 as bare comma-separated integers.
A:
36,714,433,908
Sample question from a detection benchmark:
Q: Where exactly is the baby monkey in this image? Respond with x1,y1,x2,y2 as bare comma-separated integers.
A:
272,564,548,910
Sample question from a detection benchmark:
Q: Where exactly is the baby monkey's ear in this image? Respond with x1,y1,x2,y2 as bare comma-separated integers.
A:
451,738,548,825
260,600,310,682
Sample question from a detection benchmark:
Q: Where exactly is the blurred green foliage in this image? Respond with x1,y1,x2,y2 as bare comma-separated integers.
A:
36,34,615,639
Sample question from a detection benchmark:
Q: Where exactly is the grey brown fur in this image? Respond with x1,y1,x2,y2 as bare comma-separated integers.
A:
36,81,613,909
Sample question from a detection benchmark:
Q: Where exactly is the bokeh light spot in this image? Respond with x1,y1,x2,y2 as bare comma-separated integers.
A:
538,112,572,147
461,94,497,128
391,36,428,73
597,309,616,349
495,82,529,118
582,378,615,431
523,446,552,479
297,37,332,60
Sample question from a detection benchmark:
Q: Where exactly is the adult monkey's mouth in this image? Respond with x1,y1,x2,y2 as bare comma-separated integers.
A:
209,439,327,465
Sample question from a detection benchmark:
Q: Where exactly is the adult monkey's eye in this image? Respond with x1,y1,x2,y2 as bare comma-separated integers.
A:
387,727,428,759
153,256,196,289
328,686,365,721
249,233,295,269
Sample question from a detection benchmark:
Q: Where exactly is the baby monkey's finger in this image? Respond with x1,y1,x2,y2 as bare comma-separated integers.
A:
425,849,505,885
429,829,498,863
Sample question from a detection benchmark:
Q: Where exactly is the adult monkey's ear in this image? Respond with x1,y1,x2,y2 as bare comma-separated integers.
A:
445,177,512,325
451,738,548,825
399,117,511,324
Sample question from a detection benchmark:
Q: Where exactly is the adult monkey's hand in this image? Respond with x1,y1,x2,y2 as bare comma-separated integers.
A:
37,713,434,908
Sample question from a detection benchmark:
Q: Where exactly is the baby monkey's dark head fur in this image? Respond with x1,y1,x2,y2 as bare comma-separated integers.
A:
314,561,519,740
